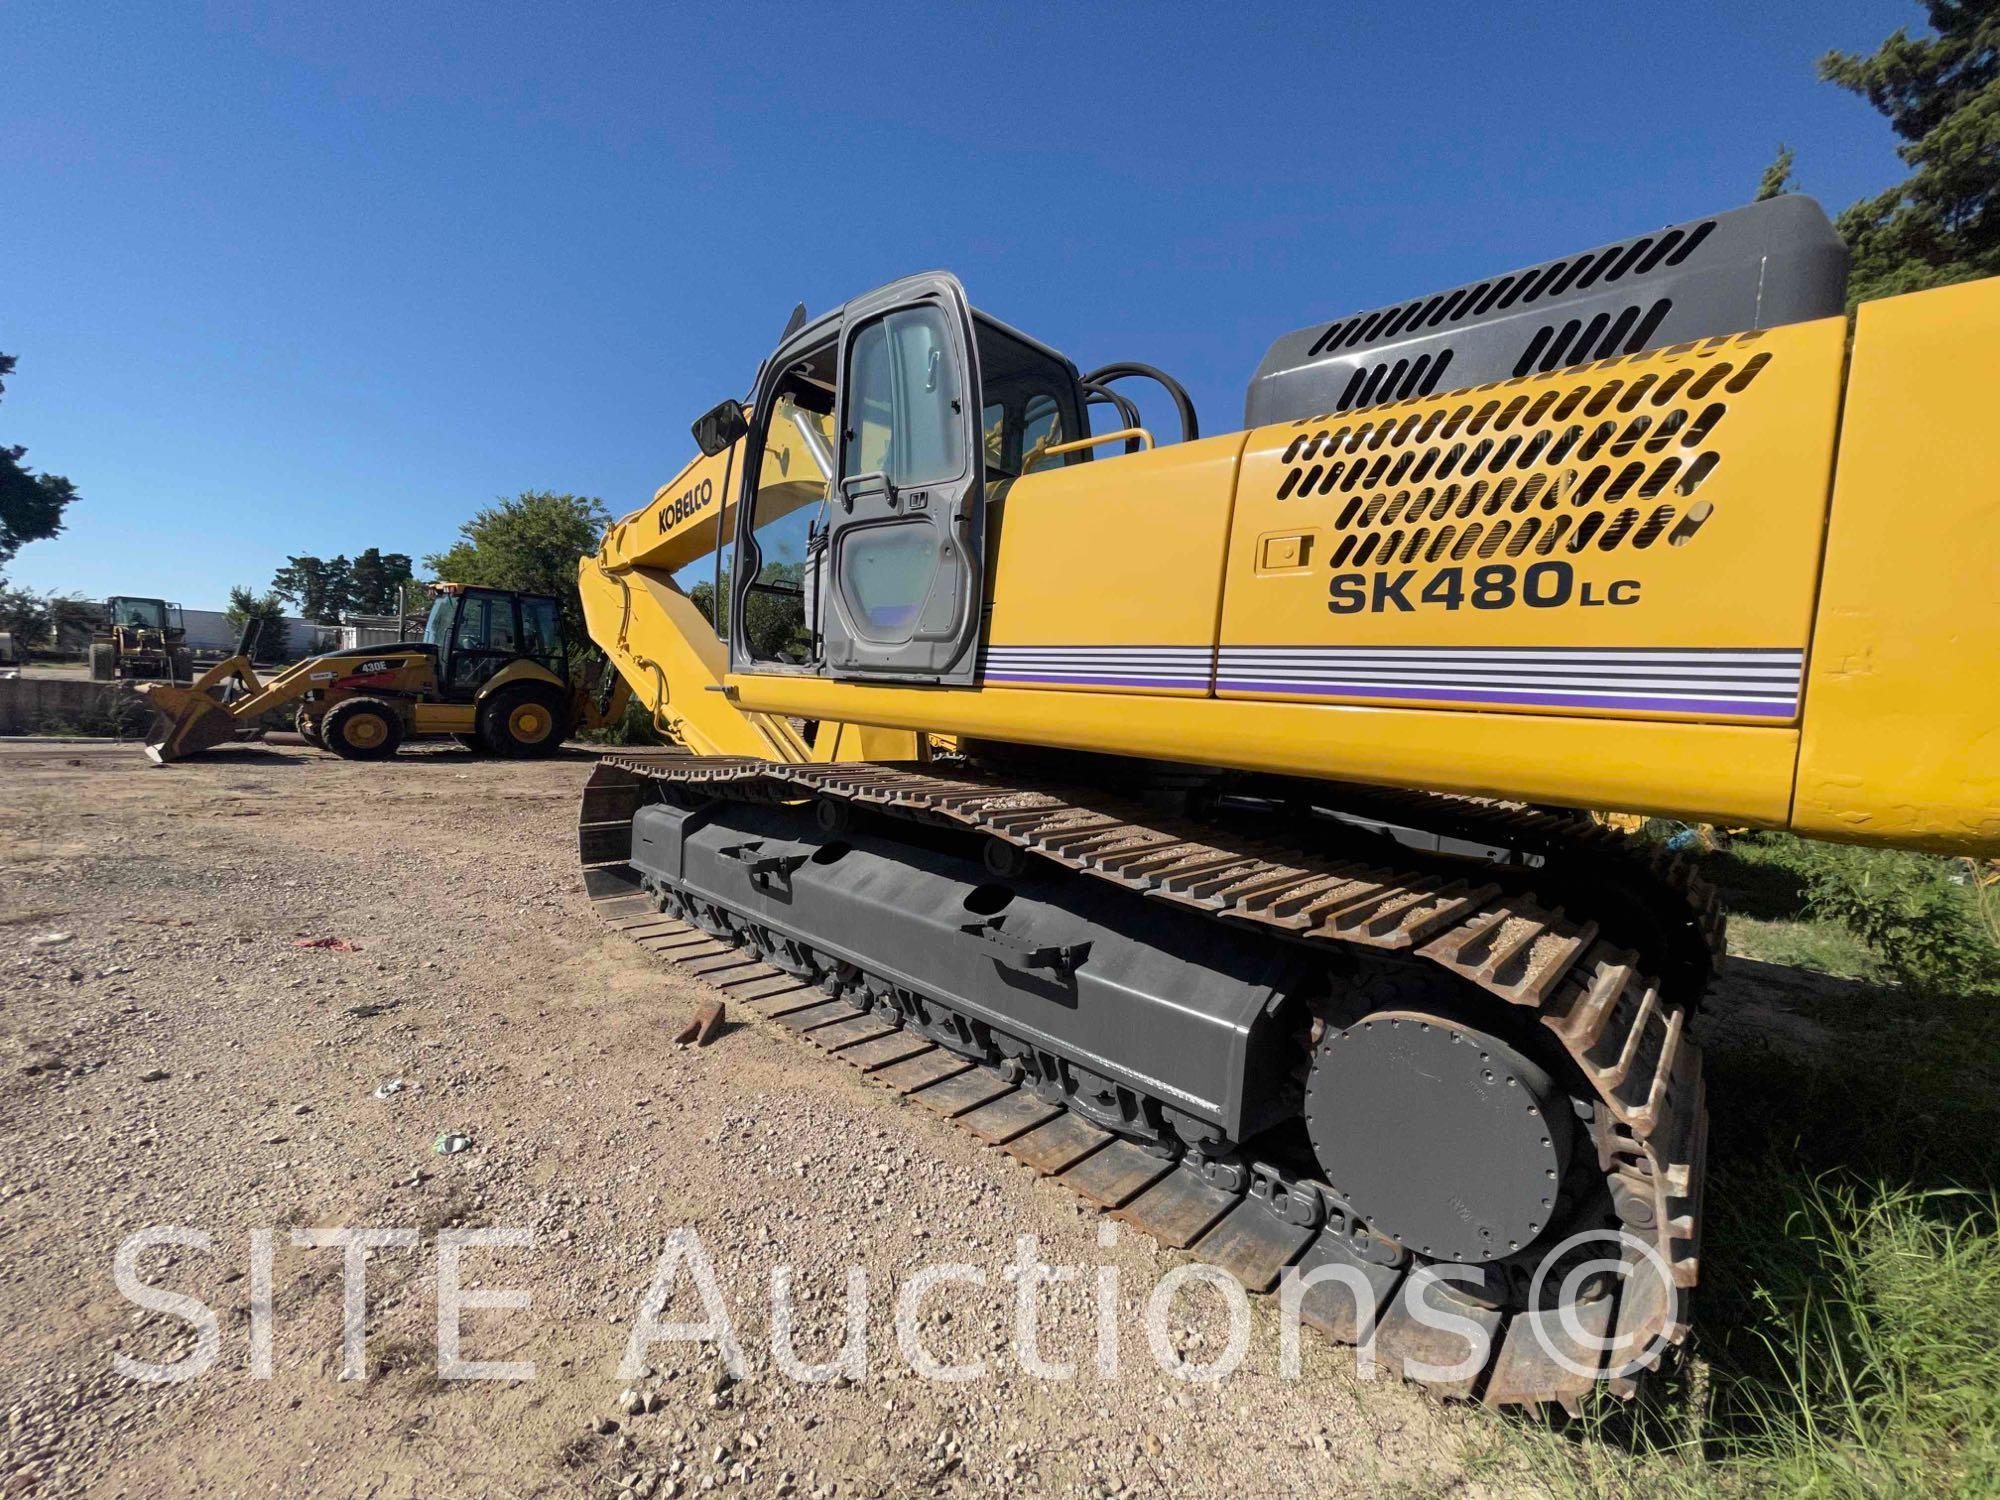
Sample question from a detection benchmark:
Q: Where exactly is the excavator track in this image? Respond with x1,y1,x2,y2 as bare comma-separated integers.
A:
579,751,1707,1414
1244,778,1726,1006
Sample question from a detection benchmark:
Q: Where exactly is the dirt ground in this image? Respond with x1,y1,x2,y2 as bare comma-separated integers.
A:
1,740,1554,1499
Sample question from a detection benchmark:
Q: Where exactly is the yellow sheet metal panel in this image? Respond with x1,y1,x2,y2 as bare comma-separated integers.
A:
600,402,835,578
808,720,920,762
982,435,1246,694
1219,318,1849,727
1793,278,2000,856
582,556,811,761
599,443,736,576
411,703,477,733
727,671,1799,827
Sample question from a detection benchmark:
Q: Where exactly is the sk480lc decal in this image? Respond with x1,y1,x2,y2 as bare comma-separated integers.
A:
1328,561,1639,614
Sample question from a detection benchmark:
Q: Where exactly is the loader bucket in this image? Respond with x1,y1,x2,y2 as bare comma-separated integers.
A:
135,681,244,764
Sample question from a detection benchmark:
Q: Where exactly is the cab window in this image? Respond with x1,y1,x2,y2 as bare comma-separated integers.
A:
422,593,454,649
740,345,838,664
975,321,1084,483
846,306,964,488
444,592,519,694
521,596,564,669
458,594,516,654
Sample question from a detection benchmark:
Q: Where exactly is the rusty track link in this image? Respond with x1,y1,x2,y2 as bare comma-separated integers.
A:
1263,779,1726,1004
579,751,1706,1413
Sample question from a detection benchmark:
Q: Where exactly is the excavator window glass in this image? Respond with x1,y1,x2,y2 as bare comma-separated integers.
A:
974,321,1084,482
739,387,832,666
1022,394,1061,467
846,307,963,488
835,523,935,638
809,306,971,649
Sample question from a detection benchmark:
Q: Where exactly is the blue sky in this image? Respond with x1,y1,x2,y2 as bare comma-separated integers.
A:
3,1,1912,607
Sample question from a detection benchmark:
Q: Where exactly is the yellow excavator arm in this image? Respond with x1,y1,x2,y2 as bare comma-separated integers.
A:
581,398,917,763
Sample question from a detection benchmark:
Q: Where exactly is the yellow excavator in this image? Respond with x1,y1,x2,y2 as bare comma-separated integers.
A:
139,583,629,763
569,196,1994,1412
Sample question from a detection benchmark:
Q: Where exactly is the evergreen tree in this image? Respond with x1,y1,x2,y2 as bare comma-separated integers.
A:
270,555,351,621
1819,2,2000,305
1756,144,1798,200
346,548,415,614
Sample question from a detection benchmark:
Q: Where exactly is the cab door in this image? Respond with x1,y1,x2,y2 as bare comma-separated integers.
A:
440,589,521,698
818,274,986,683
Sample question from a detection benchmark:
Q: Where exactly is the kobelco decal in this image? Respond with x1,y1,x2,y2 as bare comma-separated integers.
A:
659,478,715,532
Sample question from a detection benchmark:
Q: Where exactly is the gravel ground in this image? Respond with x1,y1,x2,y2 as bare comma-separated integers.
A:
0,740,1537,1499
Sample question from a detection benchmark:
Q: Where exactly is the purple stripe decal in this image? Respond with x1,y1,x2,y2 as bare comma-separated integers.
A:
1215,676,1796,716
979,648,1803,717
984,670,1202,690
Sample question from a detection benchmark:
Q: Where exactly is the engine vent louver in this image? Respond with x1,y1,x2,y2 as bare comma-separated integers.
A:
1247,196,1846,427
1306,223,1713,362
1273,341,1774,560
1333,349,1455,412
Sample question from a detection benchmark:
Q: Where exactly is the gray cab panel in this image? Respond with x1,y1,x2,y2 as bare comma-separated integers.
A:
1245,195,1849,427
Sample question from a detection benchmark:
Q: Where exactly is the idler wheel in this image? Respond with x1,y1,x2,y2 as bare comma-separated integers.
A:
1304,1009,1572,1264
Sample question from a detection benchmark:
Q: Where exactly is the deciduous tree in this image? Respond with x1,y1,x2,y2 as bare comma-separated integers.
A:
0,353,79,578
425,491,608,647
226,585,291,660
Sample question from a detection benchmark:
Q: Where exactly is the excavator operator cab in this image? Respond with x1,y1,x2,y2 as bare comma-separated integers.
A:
724,273,1197,690
421,585,567,698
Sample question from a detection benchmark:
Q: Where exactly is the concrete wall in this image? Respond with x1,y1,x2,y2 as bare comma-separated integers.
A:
0,677,149,736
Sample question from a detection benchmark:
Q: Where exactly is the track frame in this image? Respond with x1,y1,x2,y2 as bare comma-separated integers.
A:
581,751,1710,1412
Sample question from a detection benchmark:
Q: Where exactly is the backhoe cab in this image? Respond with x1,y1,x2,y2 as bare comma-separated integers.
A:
137,583,629,764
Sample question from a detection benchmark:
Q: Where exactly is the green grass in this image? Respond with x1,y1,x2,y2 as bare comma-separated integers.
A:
1725,914,1880,981
1500,832,2000,1498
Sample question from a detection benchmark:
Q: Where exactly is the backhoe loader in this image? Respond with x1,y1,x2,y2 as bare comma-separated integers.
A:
569,195,1997,1411
139,582,629,763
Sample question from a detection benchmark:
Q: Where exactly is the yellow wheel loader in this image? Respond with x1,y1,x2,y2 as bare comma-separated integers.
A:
90,596,192,682
138,583,629,764
567,195,1998,1413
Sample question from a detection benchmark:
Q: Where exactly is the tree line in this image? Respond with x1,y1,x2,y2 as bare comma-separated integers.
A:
207,490,606,659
